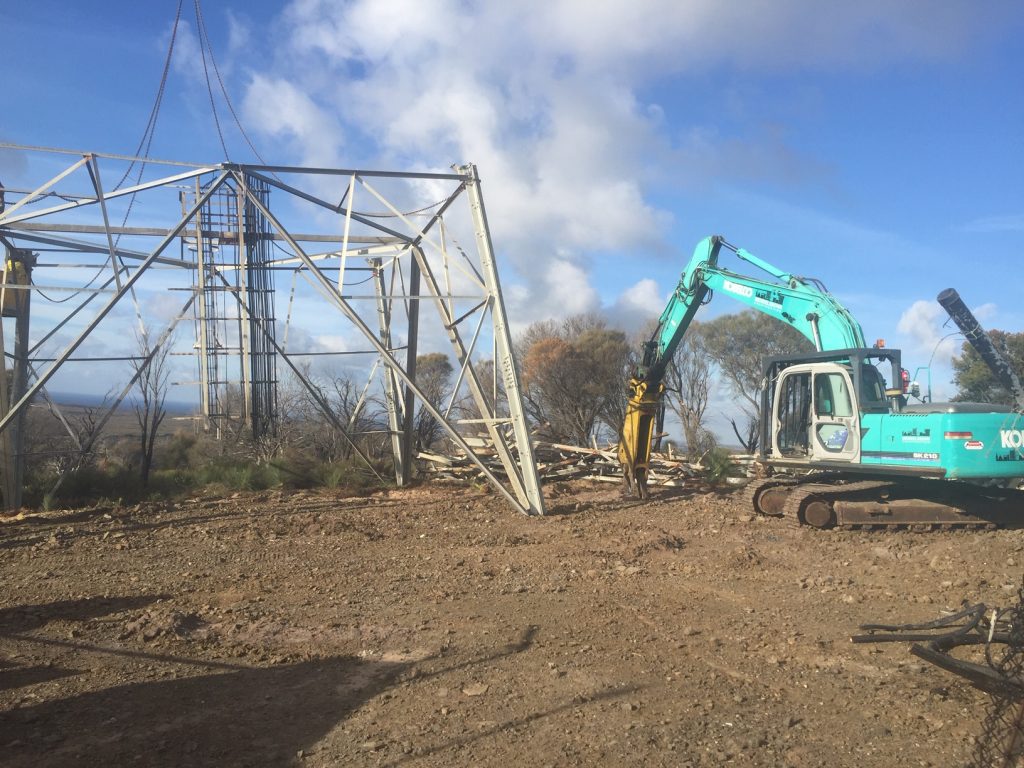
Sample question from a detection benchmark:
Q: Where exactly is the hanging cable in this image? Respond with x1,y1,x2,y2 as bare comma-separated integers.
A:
32,264,113,304
114,0,184,191
357,199,447,218
103,1,186,327
193,0,271,167
193,0,229,159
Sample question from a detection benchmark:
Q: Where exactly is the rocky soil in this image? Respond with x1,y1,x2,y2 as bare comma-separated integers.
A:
1,479,1021,767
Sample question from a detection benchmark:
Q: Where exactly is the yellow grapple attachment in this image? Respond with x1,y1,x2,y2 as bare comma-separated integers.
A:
618,377,664,499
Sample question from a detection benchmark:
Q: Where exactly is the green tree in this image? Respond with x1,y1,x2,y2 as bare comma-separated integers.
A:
518,314,632,445
414,353,454,449
701,311,814,452
951,330,1024,405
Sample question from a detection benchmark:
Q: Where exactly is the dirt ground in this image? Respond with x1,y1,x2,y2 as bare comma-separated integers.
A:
1,478,1021,767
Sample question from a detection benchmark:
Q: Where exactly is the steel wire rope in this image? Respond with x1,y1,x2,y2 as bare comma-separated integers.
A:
193,0,272,171
113,0,184,191
193,0,229,160
36,1,185,308
194,0,459,218
197,4,456,219
357,199,447,218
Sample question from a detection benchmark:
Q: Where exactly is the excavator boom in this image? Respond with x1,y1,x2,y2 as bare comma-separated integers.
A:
619,235,864,496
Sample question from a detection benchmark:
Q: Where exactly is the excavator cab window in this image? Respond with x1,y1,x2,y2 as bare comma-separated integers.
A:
859,363,889,413
814,372,853,418
777,372,811,456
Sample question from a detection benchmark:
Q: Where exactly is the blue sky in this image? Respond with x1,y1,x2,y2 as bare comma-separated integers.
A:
2,0,1023,424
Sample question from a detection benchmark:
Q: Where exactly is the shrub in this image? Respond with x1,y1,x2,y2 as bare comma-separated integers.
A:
701,447,741,487
18,441,391,510
159,430,198,469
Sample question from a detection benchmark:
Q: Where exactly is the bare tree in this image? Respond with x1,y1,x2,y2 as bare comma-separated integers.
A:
730,407,760,455
663,322,715,457
131,331,173,486
701,310,813,453
299,369,384,461
70,390,118,465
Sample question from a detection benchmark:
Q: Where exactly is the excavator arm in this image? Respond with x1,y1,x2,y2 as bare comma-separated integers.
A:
618,235,866,497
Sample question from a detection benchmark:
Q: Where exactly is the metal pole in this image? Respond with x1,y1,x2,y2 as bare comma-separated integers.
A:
404,242,531,506
938,288,1024,411
372,258,406,484
9,255,30,509
459,163,545,515
401,255,421,486
0,252,12,511
85,155,124,292
194,179,213,432
237,180,252,428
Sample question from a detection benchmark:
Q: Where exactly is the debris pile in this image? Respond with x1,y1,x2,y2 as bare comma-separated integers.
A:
417,438,755,488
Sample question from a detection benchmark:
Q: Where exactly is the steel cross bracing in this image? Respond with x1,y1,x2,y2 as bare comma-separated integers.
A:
0,144,545,515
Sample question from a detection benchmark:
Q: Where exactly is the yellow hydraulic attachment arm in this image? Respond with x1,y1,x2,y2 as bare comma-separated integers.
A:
618,377,664,499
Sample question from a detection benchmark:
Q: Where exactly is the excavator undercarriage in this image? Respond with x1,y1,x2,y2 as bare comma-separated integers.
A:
743,474,1024,530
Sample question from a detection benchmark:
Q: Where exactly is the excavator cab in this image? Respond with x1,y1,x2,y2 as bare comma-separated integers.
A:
761,348,902,467
770,362,862,463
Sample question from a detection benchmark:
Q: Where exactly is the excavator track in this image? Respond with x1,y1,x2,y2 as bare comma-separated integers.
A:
743,477,800,518
774,478,1017,530
781,480,892,529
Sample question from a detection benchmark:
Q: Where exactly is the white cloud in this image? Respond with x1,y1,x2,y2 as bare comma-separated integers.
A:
169,20,204,85
523,1,989,73
895,299,961,398
0,145,29,179
238,0,1011,329
618,279,663,313
973,302,998,323
609,278,664,333
241,74,343,167
959,214,1024,233
144,290,192,326
312,334,349,352
897,300,955,358
225,10,251,54
545,260,600,316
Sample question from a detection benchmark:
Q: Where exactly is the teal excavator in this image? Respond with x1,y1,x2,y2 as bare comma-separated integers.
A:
618,235,1024,528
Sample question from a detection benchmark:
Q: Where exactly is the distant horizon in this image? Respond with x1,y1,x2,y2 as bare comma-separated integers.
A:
44,392,199,416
